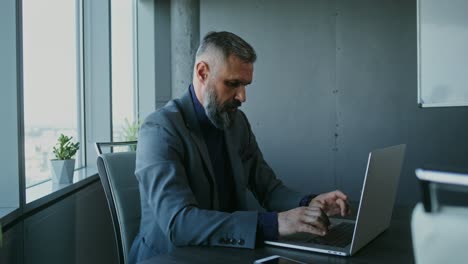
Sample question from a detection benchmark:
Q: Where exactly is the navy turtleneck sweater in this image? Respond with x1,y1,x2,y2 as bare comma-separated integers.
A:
189,85,313,242
190,85,236,212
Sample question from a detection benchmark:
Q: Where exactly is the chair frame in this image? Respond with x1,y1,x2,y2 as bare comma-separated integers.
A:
95,141,137,156
96,141,138,264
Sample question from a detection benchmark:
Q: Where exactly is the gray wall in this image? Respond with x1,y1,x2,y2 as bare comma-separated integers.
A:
200,0,468,205
0,181,118,264
155,0,172,109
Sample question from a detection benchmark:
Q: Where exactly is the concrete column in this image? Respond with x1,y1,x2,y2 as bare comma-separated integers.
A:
171,0,200,98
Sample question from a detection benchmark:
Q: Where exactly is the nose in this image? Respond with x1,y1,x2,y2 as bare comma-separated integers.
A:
235,85,246,103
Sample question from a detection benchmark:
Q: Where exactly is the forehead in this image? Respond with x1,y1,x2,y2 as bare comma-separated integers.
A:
217,55,253,83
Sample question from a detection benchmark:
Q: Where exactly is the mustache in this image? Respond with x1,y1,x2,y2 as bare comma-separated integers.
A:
223,100,241,110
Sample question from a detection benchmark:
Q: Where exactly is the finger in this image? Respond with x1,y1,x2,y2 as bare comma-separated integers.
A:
332,190,348,201
309,199,323,206
336,198,347,216
298,223,327,236
308,200,324,210
304,205,323,215
300,215,328,233
324,204,340,217
340,199,352,216
311,200,339,217
304,207,330,226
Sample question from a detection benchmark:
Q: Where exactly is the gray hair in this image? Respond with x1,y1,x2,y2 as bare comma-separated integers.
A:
196,31,257,63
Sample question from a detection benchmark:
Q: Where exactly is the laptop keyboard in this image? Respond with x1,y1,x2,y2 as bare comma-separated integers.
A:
307,222,354,248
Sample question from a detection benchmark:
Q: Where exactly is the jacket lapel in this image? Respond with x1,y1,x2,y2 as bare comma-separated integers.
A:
176,91,219,209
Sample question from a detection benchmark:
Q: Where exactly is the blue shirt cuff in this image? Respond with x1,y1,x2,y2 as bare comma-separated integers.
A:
256,212,278,243
299,194,316,207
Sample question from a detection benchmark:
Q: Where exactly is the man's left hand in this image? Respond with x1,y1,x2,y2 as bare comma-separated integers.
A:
309,190,351,217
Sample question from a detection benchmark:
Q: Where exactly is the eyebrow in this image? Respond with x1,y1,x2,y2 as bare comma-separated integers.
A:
225,79,251,86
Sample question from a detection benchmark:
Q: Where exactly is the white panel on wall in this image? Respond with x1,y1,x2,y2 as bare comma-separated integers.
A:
418,0,468,107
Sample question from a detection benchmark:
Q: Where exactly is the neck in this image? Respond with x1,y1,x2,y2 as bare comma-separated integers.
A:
192,82,205,107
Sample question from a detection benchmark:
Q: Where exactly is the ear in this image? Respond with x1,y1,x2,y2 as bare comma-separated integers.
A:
195,61,210,85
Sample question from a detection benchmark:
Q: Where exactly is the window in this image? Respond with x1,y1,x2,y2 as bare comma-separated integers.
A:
22,0,83,188
1,0,156,222
111,0,137,143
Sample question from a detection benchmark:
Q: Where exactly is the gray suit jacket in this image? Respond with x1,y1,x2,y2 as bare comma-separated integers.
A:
129,90,304,263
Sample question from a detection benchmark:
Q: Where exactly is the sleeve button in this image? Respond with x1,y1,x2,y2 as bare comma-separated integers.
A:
238,239,245,245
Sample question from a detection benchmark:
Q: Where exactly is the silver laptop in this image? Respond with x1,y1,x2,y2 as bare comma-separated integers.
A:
265,144,406,256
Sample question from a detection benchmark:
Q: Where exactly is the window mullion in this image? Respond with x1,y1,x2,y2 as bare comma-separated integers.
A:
82,0,112,167
76,0,86,168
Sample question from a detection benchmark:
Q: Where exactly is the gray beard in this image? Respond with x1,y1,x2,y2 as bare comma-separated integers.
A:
203,86,235,130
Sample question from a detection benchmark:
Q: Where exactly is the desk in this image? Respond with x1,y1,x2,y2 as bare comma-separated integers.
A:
139,207,414,264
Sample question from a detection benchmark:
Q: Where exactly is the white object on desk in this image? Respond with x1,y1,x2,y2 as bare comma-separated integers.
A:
412,203,468,263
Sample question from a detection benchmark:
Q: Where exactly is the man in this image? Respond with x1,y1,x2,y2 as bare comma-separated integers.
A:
129,31,351,263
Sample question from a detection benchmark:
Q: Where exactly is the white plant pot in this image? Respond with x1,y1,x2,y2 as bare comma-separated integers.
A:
50,159,75,184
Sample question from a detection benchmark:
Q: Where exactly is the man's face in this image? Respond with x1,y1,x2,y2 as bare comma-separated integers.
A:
203,55,253,129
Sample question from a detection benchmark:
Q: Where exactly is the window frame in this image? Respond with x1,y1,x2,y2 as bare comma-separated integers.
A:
76,0,86,170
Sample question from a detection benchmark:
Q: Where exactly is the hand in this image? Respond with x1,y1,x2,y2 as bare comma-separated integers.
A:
278,206,330,237
309,190,351,217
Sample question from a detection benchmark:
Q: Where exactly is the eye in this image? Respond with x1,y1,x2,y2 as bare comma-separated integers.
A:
225,80,240,88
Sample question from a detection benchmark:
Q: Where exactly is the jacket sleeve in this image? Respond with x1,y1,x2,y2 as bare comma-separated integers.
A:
135,117,258,249
239,112,305,212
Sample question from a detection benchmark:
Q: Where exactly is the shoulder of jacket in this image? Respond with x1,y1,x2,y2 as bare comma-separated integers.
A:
142,99,184,129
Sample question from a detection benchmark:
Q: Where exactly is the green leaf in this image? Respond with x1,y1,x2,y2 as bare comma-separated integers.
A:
52,133,80,160
121,118,141,145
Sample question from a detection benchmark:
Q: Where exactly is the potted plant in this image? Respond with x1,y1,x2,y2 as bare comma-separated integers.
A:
121,118,141,151
50,134,80,184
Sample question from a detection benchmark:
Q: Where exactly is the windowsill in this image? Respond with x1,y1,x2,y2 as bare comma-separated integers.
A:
26,166,98,204
25,166,99,210
0,207,18,219
0,207,20,229
0,166,100,229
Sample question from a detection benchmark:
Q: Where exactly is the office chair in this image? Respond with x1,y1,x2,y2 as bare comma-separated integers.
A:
96,141,140,264
412,168,468,264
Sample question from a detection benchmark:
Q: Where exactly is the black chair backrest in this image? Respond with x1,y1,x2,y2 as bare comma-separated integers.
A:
96,142,140,264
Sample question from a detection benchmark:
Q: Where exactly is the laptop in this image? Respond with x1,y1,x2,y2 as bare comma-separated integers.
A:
265,144,406,256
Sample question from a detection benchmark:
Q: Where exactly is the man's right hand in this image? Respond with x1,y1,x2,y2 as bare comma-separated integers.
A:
278,206,330,237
